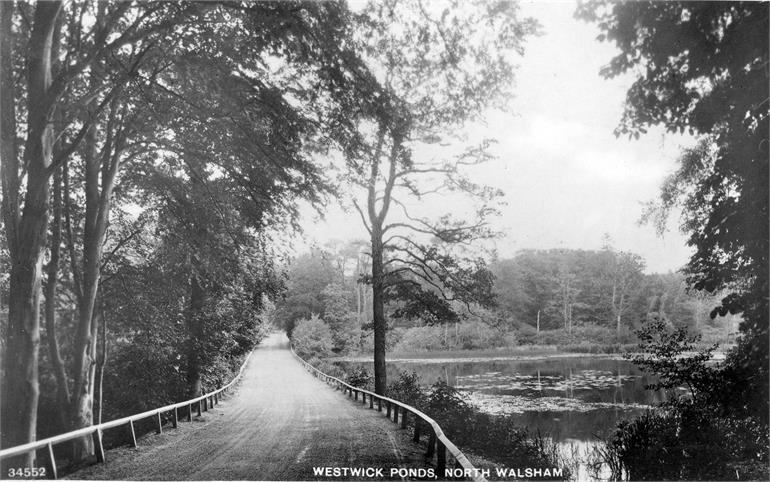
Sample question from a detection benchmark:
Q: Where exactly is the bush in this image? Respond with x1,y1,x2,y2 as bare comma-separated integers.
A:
605,406,768,480
387,370,425,408
594,318,770,480
346,365,373,390
392,320,503,352
291,314,333,358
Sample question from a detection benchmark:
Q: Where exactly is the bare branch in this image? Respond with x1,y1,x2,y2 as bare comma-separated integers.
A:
352,200,372,235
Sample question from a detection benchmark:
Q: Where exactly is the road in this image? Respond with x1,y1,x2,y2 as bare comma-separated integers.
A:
70,333,428,480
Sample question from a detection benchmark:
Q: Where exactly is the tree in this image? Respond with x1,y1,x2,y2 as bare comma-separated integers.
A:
292,315,334,359
321,283,360,353
275,250,336,336
349,0,538,394
577,1,769,422
1,0,382,462
604,248,645,333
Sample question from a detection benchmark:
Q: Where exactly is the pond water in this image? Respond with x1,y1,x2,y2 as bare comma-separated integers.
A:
337,356,665,443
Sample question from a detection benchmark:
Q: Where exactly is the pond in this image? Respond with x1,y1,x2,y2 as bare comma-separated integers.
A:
337,356,665,443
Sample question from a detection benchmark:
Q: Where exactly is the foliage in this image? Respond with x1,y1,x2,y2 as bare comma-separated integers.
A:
391,320,503,352
605,407,768,481
492,248,646,332
627,317,719,405
291,315,334,359
577,0,769,424
346,0,538,394
1,0,388,455
598,316,770,480
321,283,361,354
345,365,373,392
386,371,424,408
407,377,566,477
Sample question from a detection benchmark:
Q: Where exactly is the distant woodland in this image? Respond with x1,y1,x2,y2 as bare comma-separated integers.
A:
279,243,739,356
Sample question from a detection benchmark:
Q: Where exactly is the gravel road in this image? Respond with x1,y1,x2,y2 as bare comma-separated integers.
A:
70,333,429,480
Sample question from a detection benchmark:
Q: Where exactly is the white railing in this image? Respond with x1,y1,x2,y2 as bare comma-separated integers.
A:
291,348,486,482
0,351,253,479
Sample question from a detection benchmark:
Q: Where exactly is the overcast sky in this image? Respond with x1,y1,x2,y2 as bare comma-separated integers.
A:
297,0,695,274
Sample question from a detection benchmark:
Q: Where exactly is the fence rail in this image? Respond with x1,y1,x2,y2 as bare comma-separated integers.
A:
291,348,486,482
0,351,254,479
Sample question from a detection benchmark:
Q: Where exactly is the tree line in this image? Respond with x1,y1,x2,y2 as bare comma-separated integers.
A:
277,243,736,353
491,246,730,335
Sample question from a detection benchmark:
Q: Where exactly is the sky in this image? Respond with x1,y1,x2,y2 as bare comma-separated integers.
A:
296,0,696,274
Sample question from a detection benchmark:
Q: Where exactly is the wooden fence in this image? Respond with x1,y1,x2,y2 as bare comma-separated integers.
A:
291,348,486,482
0,351,253,479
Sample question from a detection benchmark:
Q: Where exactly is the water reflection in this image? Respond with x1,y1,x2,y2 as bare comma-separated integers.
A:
339,356,664,442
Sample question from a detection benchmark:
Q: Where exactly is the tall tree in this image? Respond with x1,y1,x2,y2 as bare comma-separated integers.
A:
1,1,64,458
351,0,538,394
578,1,769,422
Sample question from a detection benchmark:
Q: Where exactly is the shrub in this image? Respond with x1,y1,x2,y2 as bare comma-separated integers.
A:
346,365,373,390
605,406,768,480
392,320,504,352
291,314,334,358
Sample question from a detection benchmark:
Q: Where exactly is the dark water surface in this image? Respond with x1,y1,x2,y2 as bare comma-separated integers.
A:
338,356,665,442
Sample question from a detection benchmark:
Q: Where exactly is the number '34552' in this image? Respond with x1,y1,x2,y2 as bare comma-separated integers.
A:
8,467,47,478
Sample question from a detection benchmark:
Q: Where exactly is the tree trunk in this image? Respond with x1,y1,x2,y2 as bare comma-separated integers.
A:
356,255,362,323
94,297,107,425
1,2,62,463
371,222,387,395
44,167,71,432
0,0,19,256
186,273,206,397
70,58,124,463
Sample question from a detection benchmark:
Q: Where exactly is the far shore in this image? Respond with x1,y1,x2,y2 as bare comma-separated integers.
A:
330,344,734,364
330,346,625,364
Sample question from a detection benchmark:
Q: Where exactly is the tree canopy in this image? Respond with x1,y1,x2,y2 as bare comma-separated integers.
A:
577,0,768,423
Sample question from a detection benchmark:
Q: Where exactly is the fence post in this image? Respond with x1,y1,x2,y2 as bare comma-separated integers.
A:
386,401,391,418
393,405,399,424
400,409,408,429
197,400,202,416
45,443,57,479
426,431,436,459
369,394,374,409
377,398,382,412
354,390,358,402
93,429,105,463
128,420,138,448
437,439,447,474
172,407,178,428
413,420,421,442
156,413,163,434
187,404,193,422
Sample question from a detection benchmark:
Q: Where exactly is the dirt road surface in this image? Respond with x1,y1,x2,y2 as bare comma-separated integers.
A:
70,333,429,480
